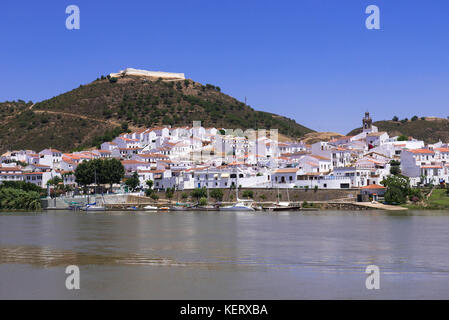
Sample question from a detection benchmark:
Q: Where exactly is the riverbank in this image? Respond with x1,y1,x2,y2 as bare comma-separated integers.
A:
403,189,449,210
36,188,449,212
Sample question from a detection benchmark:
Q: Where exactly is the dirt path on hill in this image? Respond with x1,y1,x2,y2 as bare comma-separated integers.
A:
30,110,139,130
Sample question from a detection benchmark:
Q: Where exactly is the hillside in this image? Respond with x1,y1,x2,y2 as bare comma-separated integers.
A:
301,132,343,145
0,75,313,153
348,117,449,144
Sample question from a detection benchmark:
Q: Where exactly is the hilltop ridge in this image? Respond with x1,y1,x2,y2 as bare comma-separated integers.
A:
348,117,449,144
0,71,313,152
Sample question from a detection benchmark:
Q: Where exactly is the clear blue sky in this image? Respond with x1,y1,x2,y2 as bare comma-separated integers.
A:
1,0,448,134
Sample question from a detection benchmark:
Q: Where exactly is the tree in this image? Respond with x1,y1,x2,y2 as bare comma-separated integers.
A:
125,172,140,192
199,197,208,206
381,175,410,204
0,181,43,193
101,158,125,191
47,176,64,192
390,166,401,175
191,187,207,202
242,190,254,199
146,179,154,190
165,187,175,200
411,115,418,121
397,135,408,141
210,189,224,202
0,188,41,211
75,158,124,192
181,192,188,200
74,161,94,190
392,116,399,122
390,160,401,175
384,187,407,204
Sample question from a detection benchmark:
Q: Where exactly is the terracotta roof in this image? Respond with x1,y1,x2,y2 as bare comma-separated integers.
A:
361,184,386,189
121,160,148,165
310,155,330,161
0,166,22,171
273,168,299,173
408,149,435,154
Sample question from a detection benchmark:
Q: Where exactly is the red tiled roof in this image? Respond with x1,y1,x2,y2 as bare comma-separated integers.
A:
361,184,386,189
408,149,434,154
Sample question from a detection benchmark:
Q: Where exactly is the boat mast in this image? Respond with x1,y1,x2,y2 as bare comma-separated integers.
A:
235,166,238,202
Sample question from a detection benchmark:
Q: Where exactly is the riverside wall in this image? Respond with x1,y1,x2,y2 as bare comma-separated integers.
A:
42,189,360,209
153,188,360,203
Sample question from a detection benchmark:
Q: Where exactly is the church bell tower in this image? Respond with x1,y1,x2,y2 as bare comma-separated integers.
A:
362,112,372,132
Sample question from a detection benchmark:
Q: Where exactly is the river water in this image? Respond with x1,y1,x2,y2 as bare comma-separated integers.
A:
1,210,449,299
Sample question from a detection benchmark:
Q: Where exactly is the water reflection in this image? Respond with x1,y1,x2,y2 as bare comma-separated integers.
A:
2,210,449,299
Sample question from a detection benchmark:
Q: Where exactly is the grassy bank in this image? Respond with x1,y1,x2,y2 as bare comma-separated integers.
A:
403,189,449,210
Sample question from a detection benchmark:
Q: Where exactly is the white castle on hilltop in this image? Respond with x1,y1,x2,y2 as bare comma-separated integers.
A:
109,68,185,80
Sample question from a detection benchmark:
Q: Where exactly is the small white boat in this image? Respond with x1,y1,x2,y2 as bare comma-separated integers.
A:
81,205,106,212
144,205,158,211
220,202,255,211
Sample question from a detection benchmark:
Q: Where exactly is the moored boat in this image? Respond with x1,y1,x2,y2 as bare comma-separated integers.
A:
81,205,106,212
220,202,255,211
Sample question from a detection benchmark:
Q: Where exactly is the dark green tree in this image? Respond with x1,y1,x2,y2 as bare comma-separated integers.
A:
191,187,207,202
125,172,140,192
210,188,224,202
242,190,254,199
165,187,175,200
74,161,94,190
381,175,410,204
101,158,125,190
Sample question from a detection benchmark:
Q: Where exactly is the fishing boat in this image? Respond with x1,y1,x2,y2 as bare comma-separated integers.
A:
263,201,301,211
143,205,158,211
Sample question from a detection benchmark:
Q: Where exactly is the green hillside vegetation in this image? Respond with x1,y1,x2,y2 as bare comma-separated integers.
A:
0,75,313,152
348,116,449,144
